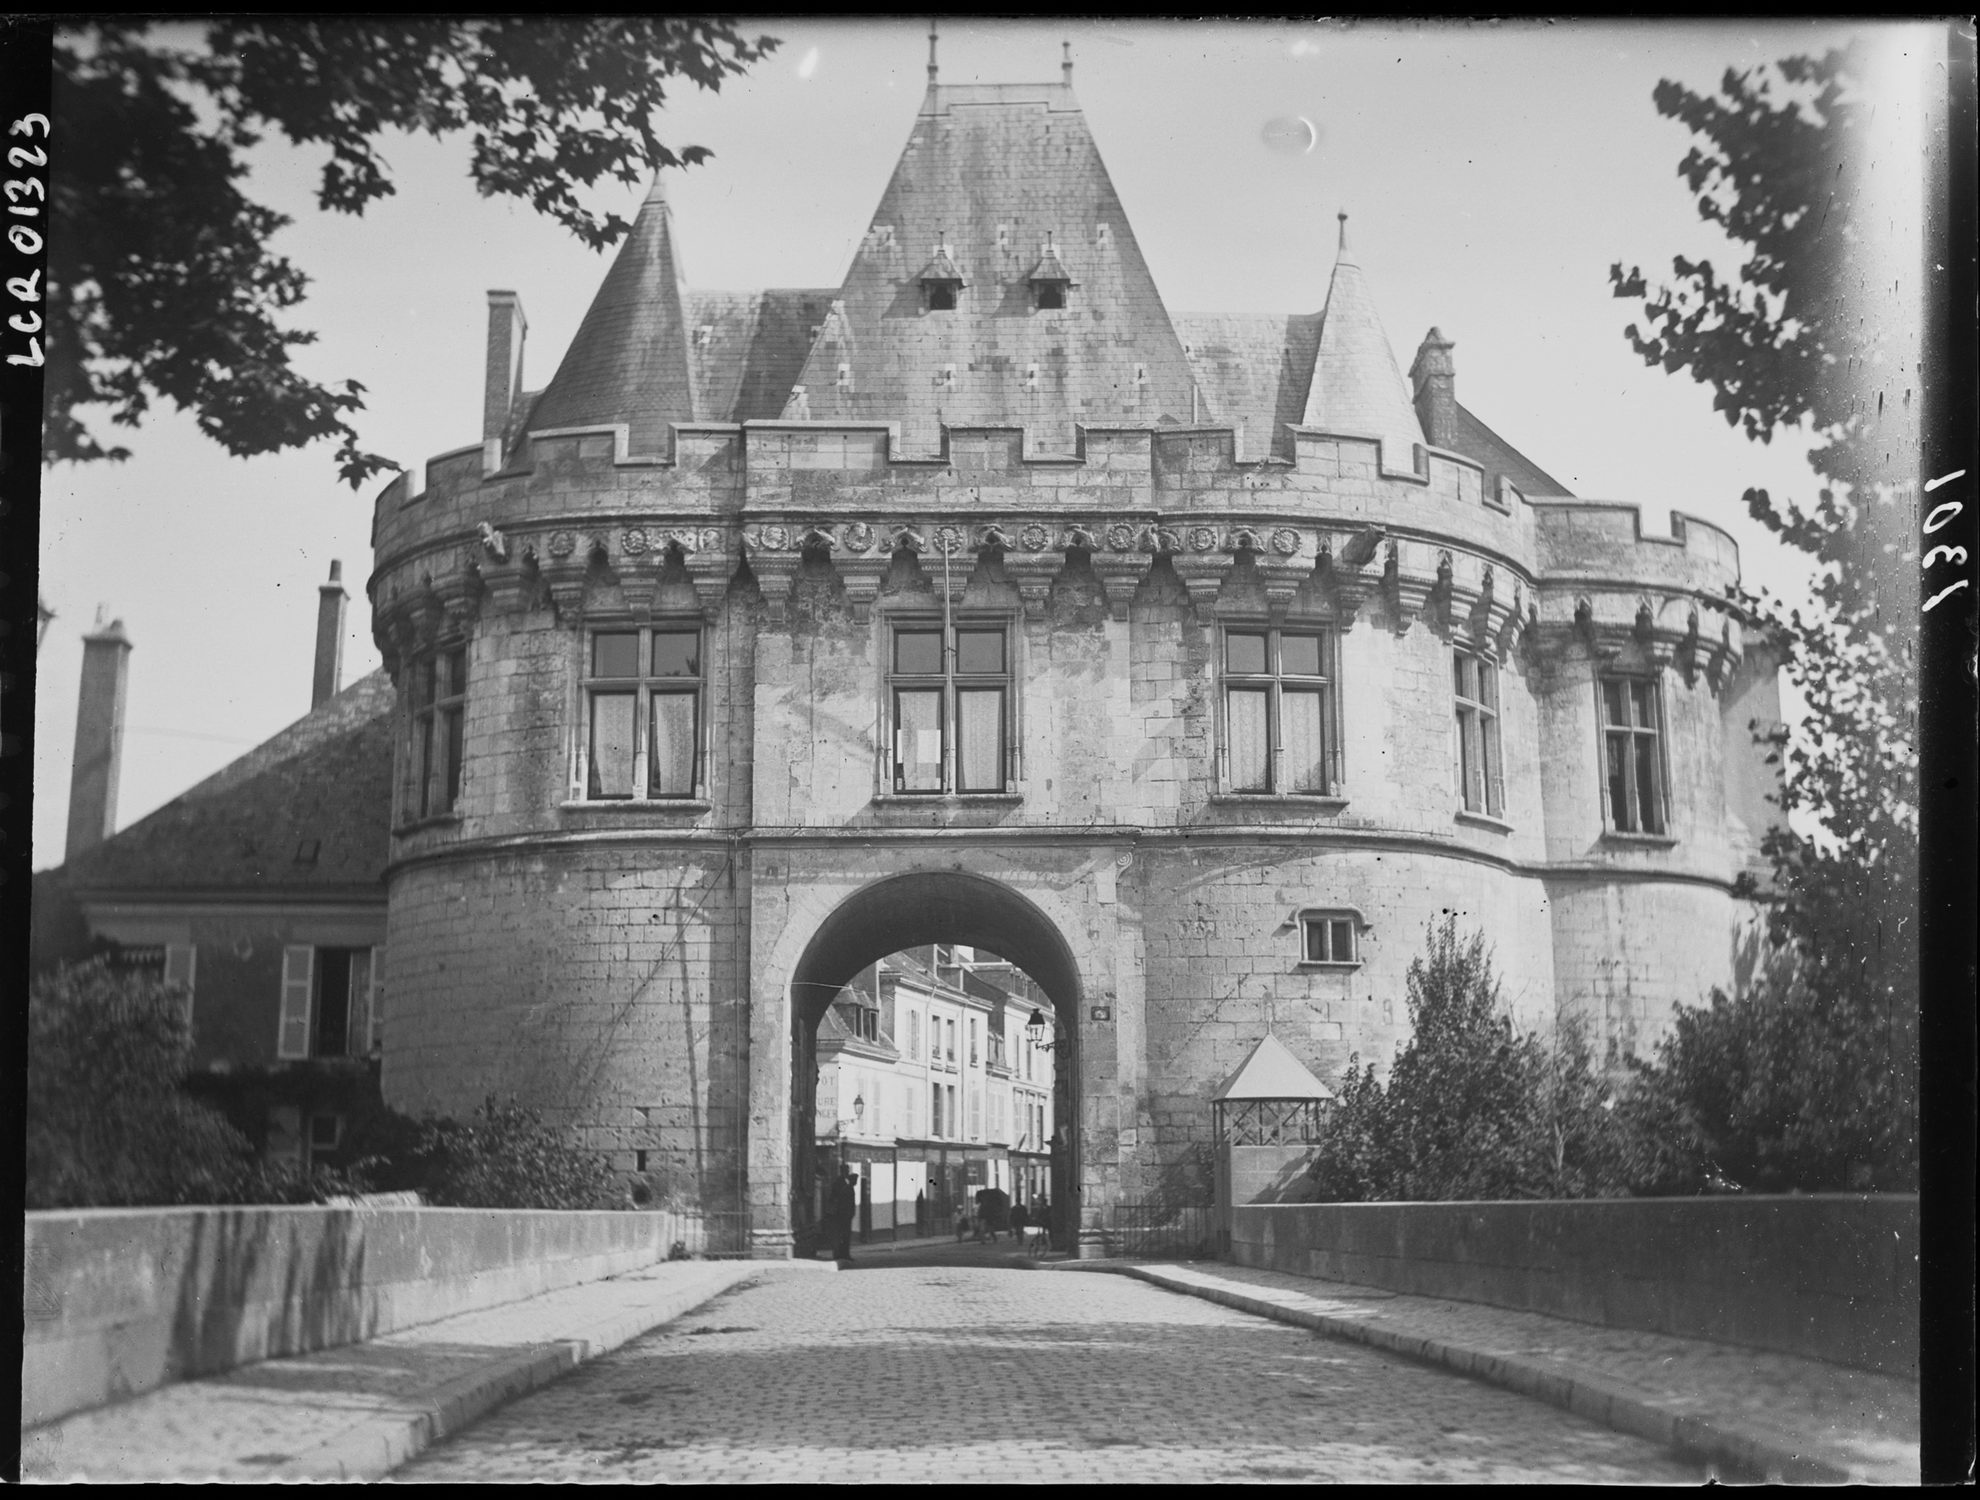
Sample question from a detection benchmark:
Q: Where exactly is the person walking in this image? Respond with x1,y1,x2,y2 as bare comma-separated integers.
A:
827,1167,858,1262
1009,1198,1031,1249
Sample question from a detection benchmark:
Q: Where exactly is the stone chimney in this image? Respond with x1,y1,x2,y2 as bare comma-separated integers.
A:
483,289,528,473
312,560,347,710
66,613,132,860
1408,327,1459,449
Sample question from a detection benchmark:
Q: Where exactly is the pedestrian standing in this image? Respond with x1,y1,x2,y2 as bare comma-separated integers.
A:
828,1167,858,1261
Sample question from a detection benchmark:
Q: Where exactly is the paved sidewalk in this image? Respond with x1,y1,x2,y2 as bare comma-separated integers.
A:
1053,1258,1919,1484
19,1258,832,1483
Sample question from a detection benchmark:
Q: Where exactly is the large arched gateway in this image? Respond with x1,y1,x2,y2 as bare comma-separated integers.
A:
780,871,1084,1254
369,57,1780,1260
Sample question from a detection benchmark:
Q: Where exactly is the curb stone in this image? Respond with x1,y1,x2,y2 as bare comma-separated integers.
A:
274,1261,781,1482
1056,1262,1869,1484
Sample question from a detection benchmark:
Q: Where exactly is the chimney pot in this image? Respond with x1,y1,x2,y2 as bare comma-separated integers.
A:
1409,327,1459,449
312,560,348,710
67,618,133,860
483,290,528,473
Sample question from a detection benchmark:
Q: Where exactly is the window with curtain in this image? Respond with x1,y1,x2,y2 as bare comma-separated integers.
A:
581,625,703,800
1221,626,1339,794
889,622,1012,793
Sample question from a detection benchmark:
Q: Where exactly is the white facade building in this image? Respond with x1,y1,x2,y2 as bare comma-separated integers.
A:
815,945,1056,1240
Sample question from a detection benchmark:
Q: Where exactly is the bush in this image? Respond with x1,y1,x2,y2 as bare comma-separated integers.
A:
26,960,256,1208
1308,918,1633,1202
406,1096,622,1210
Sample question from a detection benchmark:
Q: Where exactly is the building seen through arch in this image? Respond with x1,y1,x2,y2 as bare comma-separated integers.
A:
37,47,1784,1256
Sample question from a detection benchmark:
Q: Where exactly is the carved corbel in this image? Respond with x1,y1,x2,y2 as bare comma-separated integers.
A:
1706,618,1736,693
890,525,927,555
1171,551,1229,621
1381,541,1415,634
976,522,1013,554
1633,597,1656,646
1090,551,1155,621
798,523,838,553
682,541,732,618
477,521,509,563
1224,525,1266,556
748,551,801,626
1678,607,1703,687
1494,584,1528,660
1425,552,1456,633
1002,552,1063,619
1466,566,1497,646
616,542,660,616
1062,524,1100,552
836,552,888,623
1138,523,1183,556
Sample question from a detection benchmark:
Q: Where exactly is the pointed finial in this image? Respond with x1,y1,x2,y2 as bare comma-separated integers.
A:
928,19,939,83
1337,210,1350,253
1062,40,1073,85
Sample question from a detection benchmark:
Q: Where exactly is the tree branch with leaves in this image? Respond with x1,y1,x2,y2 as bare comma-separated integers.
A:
45,19,778,487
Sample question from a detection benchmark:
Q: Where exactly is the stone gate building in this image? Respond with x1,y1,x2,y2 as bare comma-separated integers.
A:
366,63,1781,1255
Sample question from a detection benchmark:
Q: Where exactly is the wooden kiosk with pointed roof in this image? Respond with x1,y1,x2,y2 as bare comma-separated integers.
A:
1212,1034,1337,1248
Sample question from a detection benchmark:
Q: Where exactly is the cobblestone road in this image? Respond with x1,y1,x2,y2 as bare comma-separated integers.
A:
391,1266,1708,1484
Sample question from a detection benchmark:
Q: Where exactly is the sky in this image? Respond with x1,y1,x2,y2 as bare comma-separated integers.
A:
30,17,1935,870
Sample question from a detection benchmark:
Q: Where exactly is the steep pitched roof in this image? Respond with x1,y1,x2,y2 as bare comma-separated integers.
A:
1301,217,1426,465
526,177,696,456
1447,400,1575,497
785,80,1197,453
685,289,840,423
63,670,395,898
1175,312,1322,460
1212,1032,1336,1103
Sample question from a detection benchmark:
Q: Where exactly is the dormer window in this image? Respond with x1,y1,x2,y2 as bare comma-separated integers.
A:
837,362,854,391
918,235,966,313
1027,234,1075,312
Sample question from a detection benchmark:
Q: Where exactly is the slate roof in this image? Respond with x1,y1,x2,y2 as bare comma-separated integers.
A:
1301,219,1426,464
1175,312,1322,460
1212,1032,1336,1103
685,289,840,423
525,177,696,457
1446,399,1575,497
62,669,395,898
783,79,1198,454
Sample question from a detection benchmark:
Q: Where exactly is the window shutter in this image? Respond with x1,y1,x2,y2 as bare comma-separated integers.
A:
278,945,314,1059
346,948,374,1058
164,944,197,1026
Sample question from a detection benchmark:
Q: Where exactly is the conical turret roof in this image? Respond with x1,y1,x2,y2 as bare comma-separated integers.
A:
786,75,1196,453
1301,214,1425,466
1212,1032,1336,1103
526,177,697,457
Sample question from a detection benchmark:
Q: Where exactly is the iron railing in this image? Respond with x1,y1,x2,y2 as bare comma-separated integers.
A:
1107,1202,1218,1260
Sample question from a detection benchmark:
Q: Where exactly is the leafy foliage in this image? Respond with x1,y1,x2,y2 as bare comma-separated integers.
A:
1308,919,1630,1202
47,19,777,486
26,960,256,1208
1609,42,1917,1193
402,1096,622,1211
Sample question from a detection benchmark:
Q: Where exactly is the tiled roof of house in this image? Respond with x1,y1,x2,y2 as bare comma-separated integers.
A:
783,79,1197,454
525,177,696,457
1301,218,1426,465
62,670,395,897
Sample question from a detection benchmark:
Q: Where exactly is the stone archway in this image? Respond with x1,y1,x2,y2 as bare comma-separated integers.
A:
783,870,1084,1256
